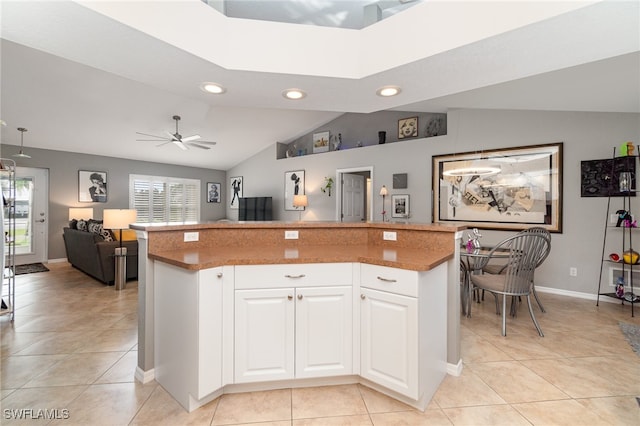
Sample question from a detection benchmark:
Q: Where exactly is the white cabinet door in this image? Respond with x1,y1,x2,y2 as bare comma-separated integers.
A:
360,287,418,399
234,288,295,383
295,286,352,379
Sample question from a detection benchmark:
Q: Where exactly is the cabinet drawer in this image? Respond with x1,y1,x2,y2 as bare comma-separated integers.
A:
235,263,352,290
360,264,418,297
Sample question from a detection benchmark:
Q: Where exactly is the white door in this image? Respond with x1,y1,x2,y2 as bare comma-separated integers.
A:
15,167,48,265
234,288,295,383
295,286,353,378
360,287,418,399
341,173,365,222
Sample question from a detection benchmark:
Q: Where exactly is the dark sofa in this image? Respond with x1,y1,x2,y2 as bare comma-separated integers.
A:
63,227,138,284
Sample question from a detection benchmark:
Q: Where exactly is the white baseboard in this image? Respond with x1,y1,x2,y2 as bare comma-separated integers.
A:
447,360,463,377
535,285,637,304
135,367,155,384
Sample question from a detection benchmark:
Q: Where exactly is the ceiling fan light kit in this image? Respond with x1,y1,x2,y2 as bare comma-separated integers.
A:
136,115,217,150
13,127,31,158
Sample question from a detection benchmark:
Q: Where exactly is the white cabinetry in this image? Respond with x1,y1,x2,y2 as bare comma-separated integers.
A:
234,263,353,384
359,263,446,403
154,262,226,411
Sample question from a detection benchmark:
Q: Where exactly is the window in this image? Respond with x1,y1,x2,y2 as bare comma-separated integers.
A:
130,175,200,223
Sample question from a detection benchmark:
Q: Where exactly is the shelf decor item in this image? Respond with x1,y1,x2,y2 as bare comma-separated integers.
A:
312,131,330,153
398,117,418,139
623,250,639,265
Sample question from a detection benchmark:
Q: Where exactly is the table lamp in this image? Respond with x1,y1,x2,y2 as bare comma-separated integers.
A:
293,194,308,221
68,207,93,221
379,185,388,221
103,209,137,290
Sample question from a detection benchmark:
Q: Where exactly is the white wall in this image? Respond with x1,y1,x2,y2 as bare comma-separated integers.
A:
228,108,640,295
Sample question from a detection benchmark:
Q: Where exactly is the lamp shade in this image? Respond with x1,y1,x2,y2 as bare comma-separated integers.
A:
103,209,137,230
69,207,93,221
293,194,308,208
379,185,388,196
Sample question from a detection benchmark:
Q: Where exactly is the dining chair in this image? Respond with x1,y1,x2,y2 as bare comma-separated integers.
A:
470,232,550,337
483,226,551,312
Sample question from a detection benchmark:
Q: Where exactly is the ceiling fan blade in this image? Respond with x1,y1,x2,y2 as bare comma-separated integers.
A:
193,140,217,145
173,140,188,150
156,141,174,147
189,142,213,150
181,134,201,143
165,131,178,141
136,132,167,139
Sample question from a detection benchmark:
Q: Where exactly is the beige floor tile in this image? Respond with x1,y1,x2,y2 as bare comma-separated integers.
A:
12,314,85,333
74,327,137,353
370,409,452,425
467,361,569,404
460,332,514,363
0,354,68,389
0,330,49,357
0,385,87,425
432,368,506,408
95,350,137,384
294,414,372,425
521,356,640,398
212,389,291,425
22,351,125,387
236,422,291,426
576,396,640,425
48,382,156,425
442,404,531,426
1,388,17,399
292,385,367,419
512,399,615,426
13,330,100,355
130,384,218,425
483,332,564,360
358,384,414,414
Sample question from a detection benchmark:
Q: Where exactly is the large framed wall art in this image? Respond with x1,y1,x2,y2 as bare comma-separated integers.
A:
432,142,563,232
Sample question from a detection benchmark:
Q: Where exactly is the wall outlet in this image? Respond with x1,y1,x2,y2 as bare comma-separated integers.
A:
569,267,577,277
285,230,299,240
383,231,397,241
184,231,199,242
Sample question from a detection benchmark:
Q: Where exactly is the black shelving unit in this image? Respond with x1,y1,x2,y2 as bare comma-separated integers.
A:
596,149,638,317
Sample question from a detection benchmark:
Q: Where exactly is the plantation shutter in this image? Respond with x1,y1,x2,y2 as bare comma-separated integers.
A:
130,175,200,223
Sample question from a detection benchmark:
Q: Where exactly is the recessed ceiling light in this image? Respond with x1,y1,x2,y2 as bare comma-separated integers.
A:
201,82,226,94
376,86,401,97
283,89,306,100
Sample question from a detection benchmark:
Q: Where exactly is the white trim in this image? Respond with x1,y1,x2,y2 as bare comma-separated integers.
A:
135,366,155,384
535,285,639,304
447,360,463,377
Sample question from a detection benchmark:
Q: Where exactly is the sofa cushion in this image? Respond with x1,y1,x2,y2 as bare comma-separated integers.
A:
87,219,114,242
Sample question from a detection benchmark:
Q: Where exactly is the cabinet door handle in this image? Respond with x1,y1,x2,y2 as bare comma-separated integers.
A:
360,294,366,300
297,294,303,300
216,272,223,278
376,276,397,283
285,274,306,279
287,295,293,301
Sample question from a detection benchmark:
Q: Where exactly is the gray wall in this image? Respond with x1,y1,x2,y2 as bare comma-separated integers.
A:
0,145,226,260
228,108,640,296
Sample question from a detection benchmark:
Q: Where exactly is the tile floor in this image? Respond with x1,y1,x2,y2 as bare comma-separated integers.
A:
1,262,639,425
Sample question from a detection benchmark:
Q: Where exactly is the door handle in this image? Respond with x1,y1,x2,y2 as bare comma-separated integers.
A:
285,274,306,279
35,219,45,223
376,276,397,283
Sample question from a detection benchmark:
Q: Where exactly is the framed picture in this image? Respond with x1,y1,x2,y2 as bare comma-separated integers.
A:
432,142,563,232
207,182,221,203
393,173,408,189
284,170,305,210
581,157,636,197
229,176,243,209
312,131,330,153
398,116,418,139
78,170,107,203
391,194,410,218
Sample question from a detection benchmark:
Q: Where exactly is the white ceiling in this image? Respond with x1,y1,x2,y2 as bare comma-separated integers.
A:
0,0,638,170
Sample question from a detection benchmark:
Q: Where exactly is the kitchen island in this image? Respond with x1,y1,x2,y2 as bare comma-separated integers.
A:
131,221,464,411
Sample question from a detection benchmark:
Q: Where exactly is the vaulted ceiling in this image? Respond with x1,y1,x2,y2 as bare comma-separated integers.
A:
1,0,638,170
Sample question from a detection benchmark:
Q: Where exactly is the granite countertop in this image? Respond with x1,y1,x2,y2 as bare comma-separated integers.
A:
148,244,453,272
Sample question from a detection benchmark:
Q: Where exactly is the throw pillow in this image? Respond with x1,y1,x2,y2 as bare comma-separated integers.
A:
87,219,114,242
69,219,78,229
77,219,88,231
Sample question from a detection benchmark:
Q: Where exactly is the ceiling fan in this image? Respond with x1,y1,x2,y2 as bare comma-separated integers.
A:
136,115,217,150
